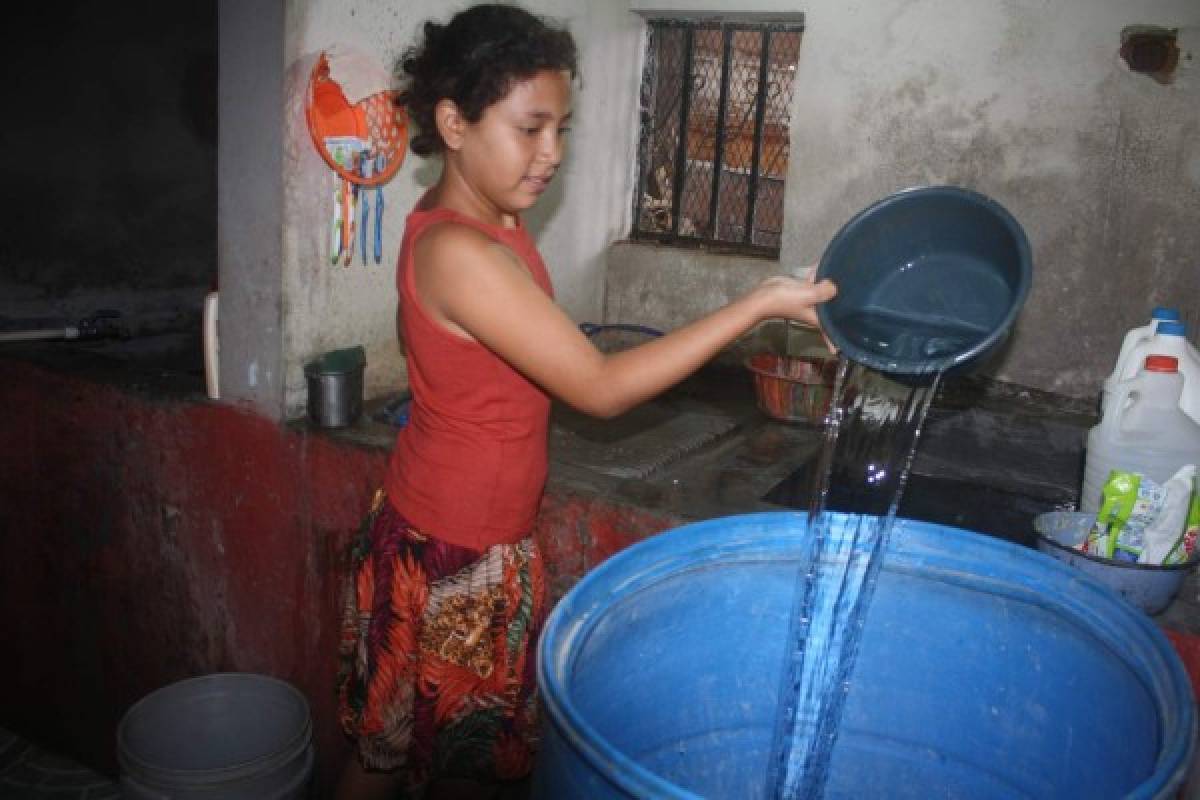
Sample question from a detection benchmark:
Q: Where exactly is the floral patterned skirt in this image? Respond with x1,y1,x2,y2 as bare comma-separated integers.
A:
337,490,546,793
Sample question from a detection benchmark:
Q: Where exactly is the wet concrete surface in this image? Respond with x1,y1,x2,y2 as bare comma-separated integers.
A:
545,368,1092,533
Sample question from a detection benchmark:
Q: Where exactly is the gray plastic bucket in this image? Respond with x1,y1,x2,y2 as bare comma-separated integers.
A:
117,673,313,799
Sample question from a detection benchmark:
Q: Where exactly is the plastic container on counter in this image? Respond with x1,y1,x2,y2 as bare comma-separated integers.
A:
1084,355,1200,513
1103,320,1200,425
1104,307,1181,393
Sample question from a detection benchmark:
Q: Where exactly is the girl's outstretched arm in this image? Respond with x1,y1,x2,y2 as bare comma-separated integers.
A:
414,223,836,418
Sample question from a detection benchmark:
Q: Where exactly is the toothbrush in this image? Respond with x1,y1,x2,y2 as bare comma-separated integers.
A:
346,182,357,267
342,178,353,267
360,152,373,266
332,148,353,266
330,182,343,265
374,154,386,265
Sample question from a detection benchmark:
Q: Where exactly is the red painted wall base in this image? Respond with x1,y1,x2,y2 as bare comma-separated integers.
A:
0,358,673,796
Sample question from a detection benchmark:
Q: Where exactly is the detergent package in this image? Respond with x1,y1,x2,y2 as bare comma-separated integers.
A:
1087,471,1163,561
1150,468,1199,566
1088,467,1198,565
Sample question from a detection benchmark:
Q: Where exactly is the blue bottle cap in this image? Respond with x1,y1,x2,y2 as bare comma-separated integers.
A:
1151,306,1182,321
1156,321,1187,337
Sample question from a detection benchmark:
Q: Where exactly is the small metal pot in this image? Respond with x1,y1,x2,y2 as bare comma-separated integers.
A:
305,362,364,428
1034,511,1196,615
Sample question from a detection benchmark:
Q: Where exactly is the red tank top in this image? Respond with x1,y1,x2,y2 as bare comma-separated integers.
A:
384,206,553,551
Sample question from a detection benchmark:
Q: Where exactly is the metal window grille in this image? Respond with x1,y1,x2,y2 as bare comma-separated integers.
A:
632,19,803,257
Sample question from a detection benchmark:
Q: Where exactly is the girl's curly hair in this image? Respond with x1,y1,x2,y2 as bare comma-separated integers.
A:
398,4,578,157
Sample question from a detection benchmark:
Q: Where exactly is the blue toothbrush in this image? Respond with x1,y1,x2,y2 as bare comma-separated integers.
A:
360,153,372,266
374,154,386,265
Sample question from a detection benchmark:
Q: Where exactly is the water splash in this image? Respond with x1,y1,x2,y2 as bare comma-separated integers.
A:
768,359,942,799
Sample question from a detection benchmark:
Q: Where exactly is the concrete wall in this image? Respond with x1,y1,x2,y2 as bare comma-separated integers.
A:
238,0,1200,419
278,0,645,417
219,0,287,419
9,0,1195,416
612,0,1200,398
605,240,798,365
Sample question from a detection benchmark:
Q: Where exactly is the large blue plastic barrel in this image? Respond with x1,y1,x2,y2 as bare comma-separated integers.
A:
534,513,1195,799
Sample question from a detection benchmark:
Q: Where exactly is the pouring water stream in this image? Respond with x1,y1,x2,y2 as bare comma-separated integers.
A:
768,358,943,799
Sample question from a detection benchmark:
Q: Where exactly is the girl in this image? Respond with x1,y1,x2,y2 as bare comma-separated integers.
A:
336,5,836,798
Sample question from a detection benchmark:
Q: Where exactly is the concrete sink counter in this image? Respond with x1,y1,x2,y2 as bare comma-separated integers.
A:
544,365,1094,541
352,362,1095,541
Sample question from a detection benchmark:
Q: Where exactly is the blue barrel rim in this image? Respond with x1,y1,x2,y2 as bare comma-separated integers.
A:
815,185,1033,376
537,512,1196,799
117,672,313,787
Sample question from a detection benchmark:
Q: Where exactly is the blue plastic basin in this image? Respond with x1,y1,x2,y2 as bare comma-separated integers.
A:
534,512,1195,799
815,186,1032,375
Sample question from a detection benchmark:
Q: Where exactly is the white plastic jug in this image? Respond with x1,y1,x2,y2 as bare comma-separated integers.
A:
1102,320,1200,424
1083,355,1200,512
1104,306,1180,393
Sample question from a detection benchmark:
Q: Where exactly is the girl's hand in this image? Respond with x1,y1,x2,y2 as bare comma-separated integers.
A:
752,272,837,329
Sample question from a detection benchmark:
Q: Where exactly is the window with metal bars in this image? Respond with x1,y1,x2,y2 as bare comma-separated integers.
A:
632,18,803,258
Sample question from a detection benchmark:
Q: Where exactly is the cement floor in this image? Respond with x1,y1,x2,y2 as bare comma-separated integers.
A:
0,727,117,799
